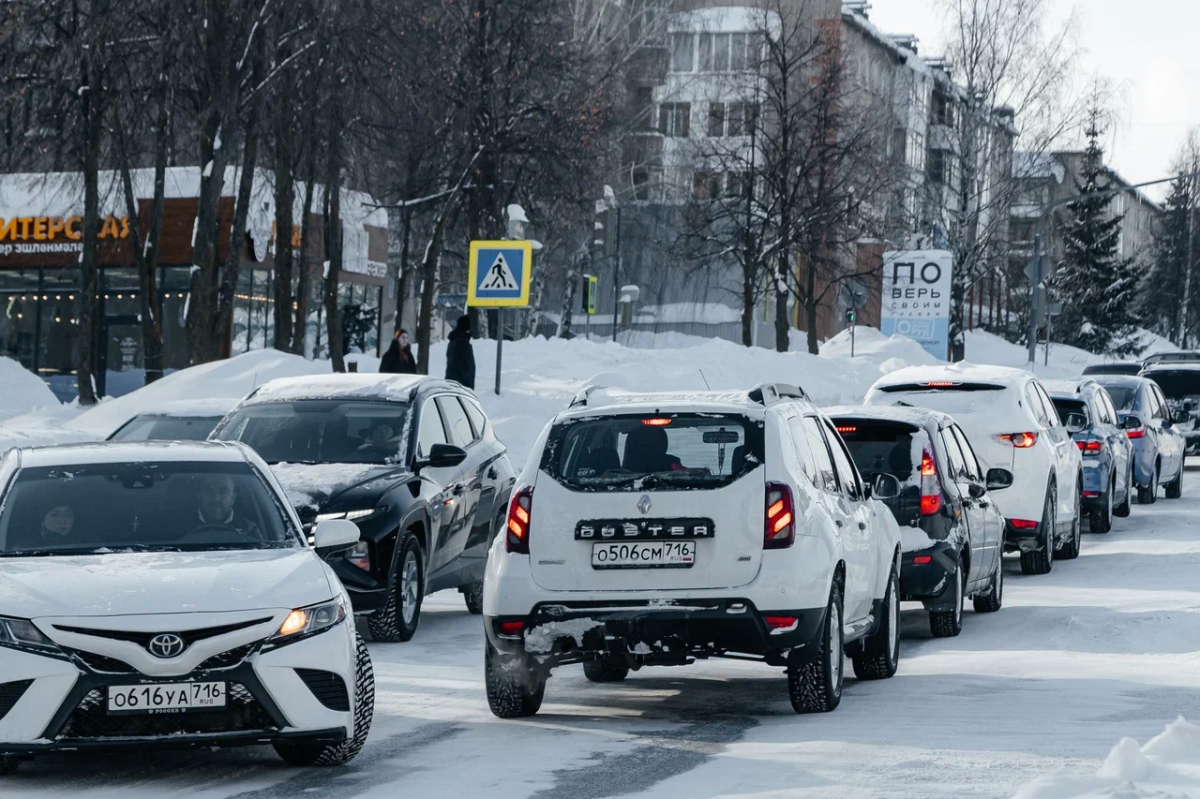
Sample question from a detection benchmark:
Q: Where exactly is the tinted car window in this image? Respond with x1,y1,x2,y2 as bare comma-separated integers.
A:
110,415,224,442
1145,370,1200,401
950,426,983,481
417,401,448,458
1035,384,1062,426
0,461,299,556
540,413,763,491
823,421,862,500
438,396,475,448
216,400,409,465
1051,398,1089,426
802,417,840,494
1102,385,1138,411
837,419,923,521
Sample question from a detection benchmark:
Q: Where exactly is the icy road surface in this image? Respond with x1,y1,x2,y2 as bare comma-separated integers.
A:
10,468,1200,799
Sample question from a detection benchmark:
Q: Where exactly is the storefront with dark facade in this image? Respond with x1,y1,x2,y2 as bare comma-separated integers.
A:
0,169,390,400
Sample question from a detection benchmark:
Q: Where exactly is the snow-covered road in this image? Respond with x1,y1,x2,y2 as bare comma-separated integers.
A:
10,467,1200,799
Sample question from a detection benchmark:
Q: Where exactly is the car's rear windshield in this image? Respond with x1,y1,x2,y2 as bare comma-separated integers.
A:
1082,364,1140,376
110,415,224,442
214,400,410,465
1145,370,1200,400
1051,398,1089,425
835,420,925,524
870,385,1012,419
0,461,299,557
1100,385,1138,411
540,412,764,491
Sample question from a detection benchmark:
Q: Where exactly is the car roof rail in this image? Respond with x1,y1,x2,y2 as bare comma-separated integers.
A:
748,383,807,406
569,384,604,408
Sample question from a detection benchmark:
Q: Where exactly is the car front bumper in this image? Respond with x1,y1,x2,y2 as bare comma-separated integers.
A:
0,623,359,758
485,597,827,671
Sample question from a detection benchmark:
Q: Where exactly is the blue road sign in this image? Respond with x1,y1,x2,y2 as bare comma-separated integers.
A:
468,240,532,307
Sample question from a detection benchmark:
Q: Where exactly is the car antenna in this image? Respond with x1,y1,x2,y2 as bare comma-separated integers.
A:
251,371,259,390
698,369,711,390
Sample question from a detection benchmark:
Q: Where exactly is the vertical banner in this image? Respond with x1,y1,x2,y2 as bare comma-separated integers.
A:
880,249,953,361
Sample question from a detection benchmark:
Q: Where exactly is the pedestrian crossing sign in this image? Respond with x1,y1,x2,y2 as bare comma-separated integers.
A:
468,240,532,307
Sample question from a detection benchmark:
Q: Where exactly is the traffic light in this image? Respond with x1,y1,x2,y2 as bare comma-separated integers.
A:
593,202,617,261
581,275,598,314
845,309,856,325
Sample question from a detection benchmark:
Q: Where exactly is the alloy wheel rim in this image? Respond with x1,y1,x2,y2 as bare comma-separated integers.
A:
401,551,419,625
829,601,842,688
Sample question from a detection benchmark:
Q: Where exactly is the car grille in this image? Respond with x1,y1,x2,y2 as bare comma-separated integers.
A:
54,618,272,650
67,641,260,675
295,669,350,711
197,643,259,671
0,679,33,721
58,683,276,740
69,650,136,674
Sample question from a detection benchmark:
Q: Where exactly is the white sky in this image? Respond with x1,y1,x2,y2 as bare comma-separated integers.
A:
866,0,1200,200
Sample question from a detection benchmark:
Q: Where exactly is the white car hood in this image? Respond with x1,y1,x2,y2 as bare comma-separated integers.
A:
0,549,336,619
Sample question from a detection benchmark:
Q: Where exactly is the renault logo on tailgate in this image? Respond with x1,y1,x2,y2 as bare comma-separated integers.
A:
637,495,653,515
148,633,186,658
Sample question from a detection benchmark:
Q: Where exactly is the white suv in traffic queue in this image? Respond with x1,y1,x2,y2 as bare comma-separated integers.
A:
483,384,904,718
865,364,1085,575
0,442,374,774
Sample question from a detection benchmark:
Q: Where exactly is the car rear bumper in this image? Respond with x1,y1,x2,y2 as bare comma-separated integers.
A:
1004,520,1046,551
484,597,827,671
899,542,957,607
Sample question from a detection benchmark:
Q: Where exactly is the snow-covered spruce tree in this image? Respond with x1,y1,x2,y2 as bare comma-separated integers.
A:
1140,174,1191,344
1053,113,1143,356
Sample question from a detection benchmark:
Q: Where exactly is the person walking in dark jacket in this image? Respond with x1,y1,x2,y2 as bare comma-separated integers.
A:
445,315,476,389
380,328,417,374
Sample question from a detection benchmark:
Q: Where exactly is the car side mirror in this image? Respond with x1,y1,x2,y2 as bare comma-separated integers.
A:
1123,415,1143,431
414,442,467,472
1065,413,1087,434
312,519,360,552
968,483,986,499
985,468,1014,492
871,473,901,500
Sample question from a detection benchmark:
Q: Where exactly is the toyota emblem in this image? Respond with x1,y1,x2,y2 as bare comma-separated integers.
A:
147,633,186,659
637,494,652,515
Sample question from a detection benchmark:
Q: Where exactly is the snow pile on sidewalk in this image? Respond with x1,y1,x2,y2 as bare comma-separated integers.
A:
964,328,1180,380
0,356,62,422
1013,717,1200,798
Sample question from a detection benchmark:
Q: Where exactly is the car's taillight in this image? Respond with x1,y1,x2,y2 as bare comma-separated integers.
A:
1127,427,1146,439
920,449,941,516
1077,439,1103,455
506,487,533,554
764,482,795,549
998,432,1038,448
1010,519,1038,529
497,620,525,638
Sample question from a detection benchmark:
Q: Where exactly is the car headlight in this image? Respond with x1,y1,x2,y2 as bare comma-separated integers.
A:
0,616,58,653
270,598,348,642
315,507,384,523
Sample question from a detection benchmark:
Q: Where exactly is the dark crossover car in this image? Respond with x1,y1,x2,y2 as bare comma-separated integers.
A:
1082,362,1143,377
1044,379,1133,533
1142,351,1200,367
825,406,1012,638
1140,363,1200,455
212,374,517,642
1091,375,1186,503
107,399,238,442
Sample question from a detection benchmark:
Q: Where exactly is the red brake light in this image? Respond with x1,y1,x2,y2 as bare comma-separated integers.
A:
913,555,933,565
926,381,957,388
764,616,799,632
764,483,795,549
506,487,533,554
998,432,1038,448
642,418,672,426
920,449,941,516
1076,440,1103,455
836,425,857,434
1127,427,1145,439
1010,519,1038,529
497,620,525,638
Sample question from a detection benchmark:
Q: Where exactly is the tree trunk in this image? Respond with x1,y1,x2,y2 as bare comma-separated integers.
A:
805,265,820,355
273,153,296,351
741,262,755,347
186,118,233,364
559,255,579,338
323,153,345,373
76,59,101,405
417,210,455,374
213,126,260,354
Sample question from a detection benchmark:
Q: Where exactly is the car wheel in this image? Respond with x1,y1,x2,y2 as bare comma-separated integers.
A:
1165,465,1184,499
368,531,424,643
0,756,19,775
463,581,484,615
1138,464,1158,505
1113,465,1132,518
929,556,964,638
1090,477,1114,534
273,633,375,767
583,657,630,683
973,554,1003,613
485,640,546,718
852,566,900,680
788,581,844,714
1059,490,1081,560
1020,483,1055,575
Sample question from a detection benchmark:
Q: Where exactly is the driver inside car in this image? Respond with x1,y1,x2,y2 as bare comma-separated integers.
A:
356,422,400,456
194,474,261,539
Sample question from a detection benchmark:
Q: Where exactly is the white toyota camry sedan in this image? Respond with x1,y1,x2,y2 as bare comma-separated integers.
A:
0,441,374,774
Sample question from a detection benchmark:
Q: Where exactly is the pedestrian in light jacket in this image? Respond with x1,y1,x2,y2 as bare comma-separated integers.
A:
445,315,476,389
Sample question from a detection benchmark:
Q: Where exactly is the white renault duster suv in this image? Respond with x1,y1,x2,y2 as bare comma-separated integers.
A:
483,384,903,718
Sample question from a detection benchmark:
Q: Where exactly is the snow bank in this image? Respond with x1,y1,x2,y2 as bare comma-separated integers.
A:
963,328,1179,381
0,356,62,422
1013,717,1200,798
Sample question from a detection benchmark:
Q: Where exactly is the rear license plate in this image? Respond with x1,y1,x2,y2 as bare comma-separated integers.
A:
592,540,695,569
107,682,226,715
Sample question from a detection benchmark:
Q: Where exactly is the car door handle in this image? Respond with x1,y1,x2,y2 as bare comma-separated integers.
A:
977,500,989,509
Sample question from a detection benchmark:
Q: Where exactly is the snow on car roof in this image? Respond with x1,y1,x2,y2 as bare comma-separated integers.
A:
128,398,239,418
1089,374,1149,388
823,404,952,429
246,373,430,403
15,440,249,467
569,387,813,418
1142,362,1200,373
872,362,1033,389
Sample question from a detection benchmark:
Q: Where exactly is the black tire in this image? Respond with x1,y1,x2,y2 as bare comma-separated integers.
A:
1165,465,1183,499
463,581,484,615
485,640,546,718
973,554,1004,613
1059,490,1081,560
1138,465,1158,505
368,531,423,643
929,556,964,638
583,657,630,683
1090,478,1113,534
1020,483,1056,575
852,566,899,680
0,756,19,776
788,581,844,714
273,633,375,767
1114,465,1132,518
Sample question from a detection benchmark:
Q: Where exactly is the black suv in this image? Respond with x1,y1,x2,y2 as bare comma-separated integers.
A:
212,374,516,642
825,405,1012,638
